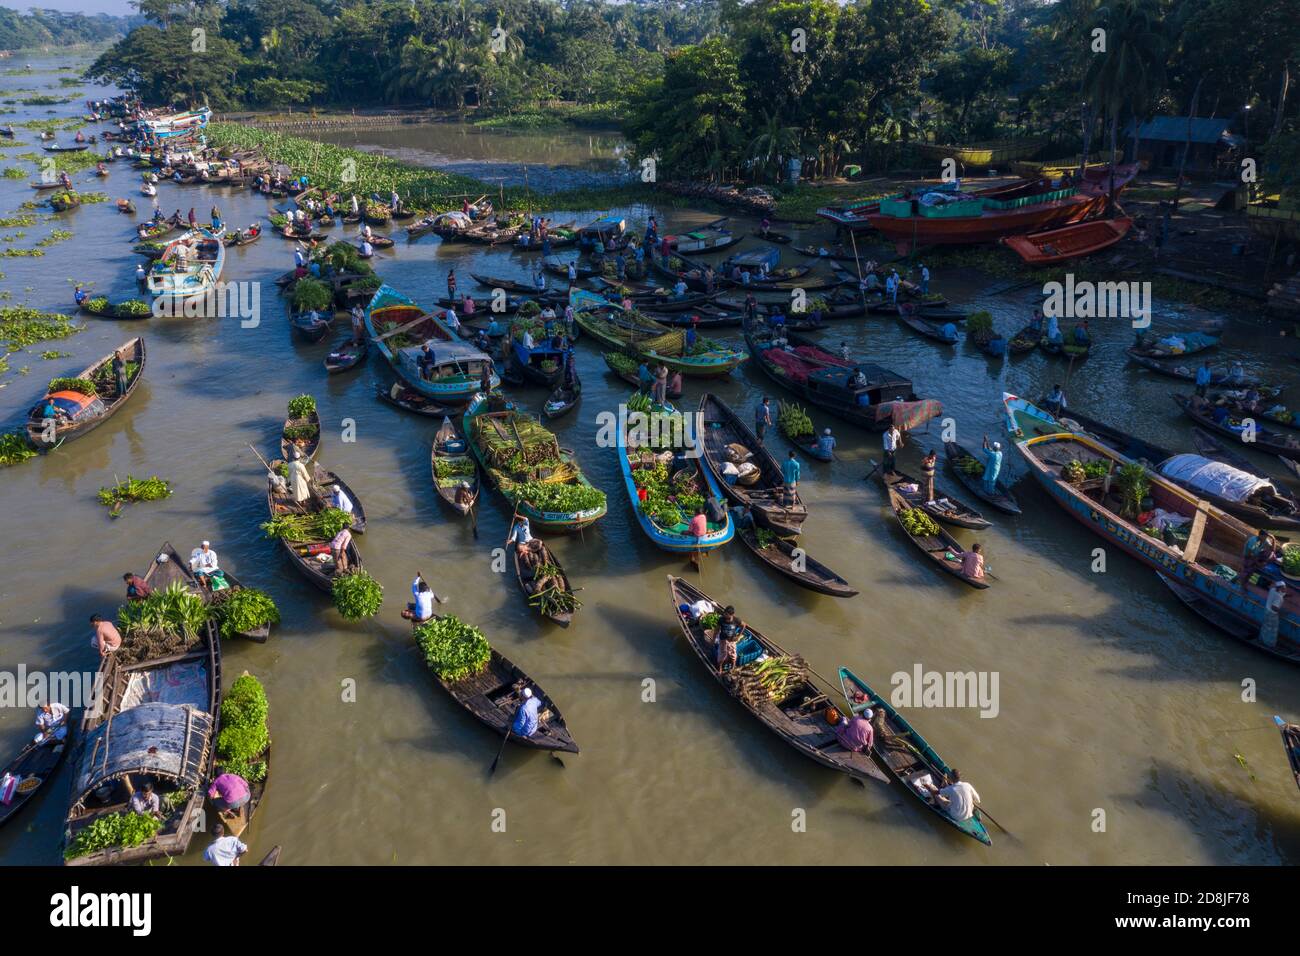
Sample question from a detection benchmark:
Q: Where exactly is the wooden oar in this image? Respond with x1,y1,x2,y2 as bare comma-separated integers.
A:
489,728,512,775
974,803,1011,836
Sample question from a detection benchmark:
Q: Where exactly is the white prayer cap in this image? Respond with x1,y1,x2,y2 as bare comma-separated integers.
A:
522,687,533,699
823,428,831,435
993,442,1002,451
201,540,210,547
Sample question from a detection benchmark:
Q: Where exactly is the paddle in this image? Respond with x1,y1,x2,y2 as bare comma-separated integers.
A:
489,728,512,775
469,501,479,539
973,804,1011,836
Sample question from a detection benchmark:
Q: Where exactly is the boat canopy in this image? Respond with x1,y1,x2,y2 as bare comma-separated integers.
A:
725,247,780,271
396,337,492,366
71,702,212,805
38,391,104,420
1159,454,1274,503
579,216,625,237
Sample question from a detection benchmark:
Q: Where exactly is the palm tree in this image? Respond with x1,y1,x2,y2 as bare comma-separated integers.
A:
1083,0,1166,201
747,110,801,183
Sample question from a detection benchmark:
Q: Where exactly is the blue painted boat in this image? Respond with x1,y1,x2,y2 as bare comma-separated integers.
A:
837,666,991,845
616,397,733,554
364,285,498,404
1003,394,1300,662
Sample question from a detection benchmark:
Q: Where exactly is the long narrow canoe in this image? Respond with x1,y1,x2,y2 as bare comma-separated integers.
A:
737,527,856,597
943,441,1021,515
1002,216,1132,265
667,576,887,785
883,484,990,588
838,667,991,845
1274,716,1300,792
431,416,480,515
26,337,146,450
265,460,362,592
878,465,991,530
698,393,807,535
0,733,71,828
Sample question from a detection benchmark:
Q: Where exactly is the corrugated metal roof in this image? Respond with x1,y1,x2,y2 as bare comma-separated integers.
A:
1130,117,1233,144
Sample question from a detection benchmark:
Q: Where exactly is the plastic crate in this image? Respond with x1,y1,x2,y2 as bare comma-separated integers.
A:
735,635,764,666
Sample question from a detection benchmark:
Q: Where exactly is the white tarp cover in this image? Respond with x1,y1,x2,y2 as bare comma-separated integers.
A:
1158,453,1273,503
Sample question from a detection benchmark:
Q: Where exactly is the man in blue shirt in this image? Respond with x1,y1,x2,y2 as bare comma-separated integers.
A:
782,450,801,503
982,436,1003,496
512,687,541,738
816,428,836,459
755,397,773,444
1195,361,1212,397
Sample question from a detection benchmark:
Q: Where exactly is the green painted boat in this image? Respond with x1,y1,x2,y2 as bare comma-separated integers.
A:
571,289,746,378
837,666,992,845
462,392,607,533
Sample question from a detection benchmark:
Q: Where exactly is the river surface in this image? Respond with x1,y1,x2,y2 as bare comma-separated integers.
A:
3,55,1300,867
304,120,632,191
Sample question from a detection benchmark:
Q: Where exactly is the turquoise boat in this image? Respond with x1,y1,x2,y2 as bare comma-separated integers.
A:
365,285,498,404
837,667,992,846
462,392,606,533
616,397,733,554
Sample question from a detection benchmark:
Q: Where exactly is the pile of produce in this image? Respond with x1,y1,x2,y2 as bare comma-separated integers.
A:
291,277,333,313
1062,459,1110,483
113,299,152,318
604,351,638,377
414,614,492,682
472,411,562,473
261,506,351,542
625,389,652,412
632,460,702,529
96,474,172,516
49,189,80,210
700,611,722,631
332,569,383,619
210,587,280,640
526,559,582,618
64,811,163,860
48,375,96,396
287,394,316,419
433,456,476,483
755,528,777,548
1116,461,1151,518
1282,545,1300,578
899,507,942,537
778,401,814,440
502,477,606,515
732,654,808,706
955,454,985,477
216,673,270,783
0,430,36,466
965,310,994,344
116,582,209,664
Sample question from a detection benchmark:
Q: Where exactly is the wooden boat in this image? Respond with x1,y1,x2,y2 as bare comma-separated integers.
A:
377,382,461,418
26,337,145,450
1173,394,1300,458
543,374,581,420
542,255,598,279
698,393,807,536
145,228,224,305
943,440,1021,515
364,285,499,404
883,484,990,588
259,846,282,866
431,416,480,515
1273,716,1300,791
1159,572,1258,643
863,167,1134,254
422,635,579,753
1008,323,1040,354
281,409,320,461
508,340,567,389
1002,216,1132,264
896,304,958,343
512,539,578,626
742,324,937,433
312,462,367,533
1127,351,1267,388
602,352,683,397
666,576,888,784
794,244,866,263
1009,427,1300,661
356,233,394,250
115,198,136,214
43,143,90,153
223,228,261,248
753,229,793,244
573,301,747,378
616,397,733,555
838,667,991,845
289,307,332,343
1193,428,1300,487
211,691,269,839
64,553,219,865
463,393,606,533
1040,334,1090,360
1131,333,1220,359
1009,396,1300,532
324,336,367,373
265,459,363,592
879,466,991,530
0,732,71,828
471,273,553,297
30,181,62,190
738,527,856,597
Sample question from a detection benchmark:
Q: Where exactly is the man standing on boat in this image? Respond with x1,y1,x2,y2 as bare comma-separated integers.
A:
1262,580,1286,648
921,449,938,502
783,450,801,504
882,422,902,474
112,349,128,397
1195,361,1212,398
981,437,1003,497
755,397,773,445
286,449,311,504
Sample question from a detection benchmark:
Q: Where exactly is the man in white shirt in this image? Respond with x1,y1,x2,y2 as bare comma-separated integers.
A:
521,329,535,350
330,485,353,517
882,424,902,474
566,262,577,284
927,769,980,822
444,308,460,331
35,701,69,743
203,823,247,866
128,781,162,817
190,541,219,582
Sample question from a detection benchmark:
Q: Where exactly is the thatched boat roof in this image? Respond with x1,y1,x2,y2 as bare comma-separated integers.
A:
72,702,213,802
